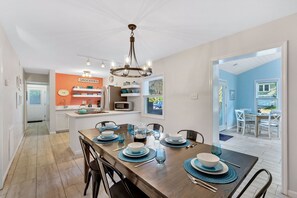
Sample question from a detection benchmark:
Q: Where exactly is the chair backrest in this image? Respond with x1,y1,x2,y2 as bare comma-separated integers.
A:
147,123,164,132
235,109,245,122
79,136,99,171
96,155,134,198
95,121,117,129
177,130,204,143
236,169,272,198
269,112,281,125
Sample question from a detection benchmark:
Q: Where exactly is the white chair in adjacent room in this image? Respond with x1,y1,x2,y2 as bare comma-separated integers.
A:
235,109,255,135
258,112,281,139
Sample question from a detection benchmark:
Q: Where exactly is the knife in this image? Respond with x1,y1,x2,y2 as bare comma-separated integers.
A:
134,159,155,168
113,146,126,151
220,159,241,168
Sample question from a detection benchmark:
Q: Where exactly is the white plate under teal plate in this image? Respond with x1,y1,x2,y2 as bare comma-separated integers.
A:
123,147,150,158
193,158,223,172
190,158,229,175
165,137,187,145
97,134,118,141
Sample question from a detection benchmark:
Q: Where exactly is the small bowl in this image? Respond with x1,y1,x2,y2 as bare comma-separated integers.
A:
101,131,114,138
196,153,220,168
105,123,116,128
128,142,144,153
169,134,183,141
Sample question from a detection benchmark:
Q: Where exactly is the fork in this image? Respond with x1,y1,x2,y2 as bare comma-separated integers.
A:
187,174,217,192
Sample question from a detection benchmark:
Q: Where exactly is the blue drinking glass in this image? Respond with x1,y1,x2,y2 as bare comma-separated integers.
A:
118,133,125,144
211,143,222,157
153,130,161,140
127,124,134,134
155,148,166,166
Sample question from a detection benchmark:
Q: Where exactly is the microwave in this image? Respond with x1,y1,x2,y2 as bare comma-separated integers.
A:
114,101,133,111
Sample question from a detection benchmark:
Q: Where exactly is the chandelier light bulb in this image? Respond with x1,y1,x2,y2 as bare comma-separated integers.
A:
125,57,130,64
147,60,152,67
101,62,105,68
123,69,129,76
86,59,91,66
82,73,86,77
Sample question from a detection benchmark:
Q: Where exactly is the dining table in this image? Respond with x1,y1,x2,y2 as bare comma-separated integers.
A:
245,113,269,137
79,124,258,198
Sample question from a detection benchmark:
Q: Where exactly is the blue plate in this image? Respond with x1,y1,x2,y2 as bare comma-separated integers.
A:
97,134,118,141
194,158,223,172
125,147,148,156
123,147,150,158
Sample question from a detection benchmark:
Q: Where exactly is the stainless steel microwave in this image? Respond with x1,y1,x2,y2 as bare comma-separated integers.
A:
114,101,133,111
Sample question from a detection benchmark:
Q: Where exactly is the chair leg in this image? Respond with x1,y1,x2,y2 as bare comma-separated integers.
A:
237,121,239,133
84,171,91,195
268,126,271,139
242,123,246,135
91,173,101,198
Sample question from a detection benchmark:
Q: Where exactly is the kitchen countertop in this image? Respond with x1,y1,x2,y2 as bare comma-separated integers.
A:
66,110,140,118
56,106,100,111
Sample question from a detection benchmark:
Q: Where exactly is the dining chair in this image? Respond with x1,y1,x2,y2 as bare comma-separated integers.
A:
258,112,281,139
79,136,115,197
95,120,117,129
236,169,272,198
177,130,204,143
147,123,164,132
235,109,255,135
96,151,149,198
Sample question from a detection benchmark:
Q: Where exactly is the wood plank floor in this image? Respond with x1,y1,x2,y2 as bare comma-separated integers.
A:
0,122,289,198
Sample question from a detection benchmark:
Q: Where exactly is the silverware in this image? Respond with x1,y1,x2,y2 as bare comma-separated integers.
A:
220,159,241,168
186,143,198,149
187,174,217,192
113,146,126,151
134,159,155,168
187,174,218,191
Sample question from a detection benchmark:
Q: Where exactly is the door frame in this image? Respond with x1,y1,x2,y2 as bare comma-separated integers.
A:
219,80,228,131
210,41,288,195
0,47,3,188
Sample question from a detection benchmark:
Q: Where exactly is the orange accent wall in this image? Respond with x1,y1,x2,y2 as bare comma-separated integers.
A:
56,73,103,106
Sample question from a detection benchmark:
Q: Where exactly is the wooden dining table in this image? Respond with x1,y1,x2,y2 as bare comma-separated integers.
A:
245,113,269,137
79,124,258,198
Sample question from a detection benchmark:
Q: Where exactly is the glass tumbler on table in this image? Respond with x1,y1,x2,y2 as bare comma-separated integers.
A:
118,133,126,144
211,142,222,157
155,148,166,166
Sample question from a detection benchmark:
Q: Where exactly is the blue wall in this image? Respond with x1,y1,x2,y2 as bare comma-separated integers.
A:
219,70,237,128
237,59,281,112
219,59,281,129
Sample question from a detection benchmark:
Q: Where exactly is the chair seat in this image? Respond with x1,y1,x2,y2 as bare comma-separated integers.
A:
259,123,279,127
110,178,149,198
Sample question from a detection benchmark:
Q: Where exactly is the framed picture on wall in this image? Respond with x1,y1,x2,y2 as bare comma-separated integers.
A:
229,90,236,100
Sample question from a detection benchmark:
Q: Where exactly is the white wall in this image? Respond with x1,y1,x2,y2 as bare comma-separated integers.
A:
111,13,297,194
25,73,49,83
0,23,23,188
49,70,56,133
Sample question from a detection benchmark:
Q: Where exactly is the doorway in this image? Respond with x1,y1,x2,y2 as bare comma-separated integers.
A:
26,84,48,122
219,80,227,131
211,43,288,195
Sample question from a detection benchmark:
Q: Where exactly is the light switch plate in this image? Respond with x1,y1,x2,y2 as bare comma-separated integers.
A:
191,92,198,100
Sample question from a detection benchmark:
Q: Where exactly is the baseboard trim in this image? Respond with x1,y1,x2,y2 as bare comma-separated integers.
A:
288,190,297,198
1,134,24,188
227,125,237,130
49,131,56,134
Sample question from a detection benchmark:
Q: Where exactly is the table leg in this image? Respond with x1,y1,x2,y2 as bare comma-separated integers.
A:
255,117,260,137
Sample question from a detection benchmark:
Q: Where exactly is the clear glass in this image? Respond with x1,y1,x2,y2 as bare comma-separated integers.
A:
153,130,161,140
211,142,222,157
118,133,125,144
155,148,166,166
134,123,147,142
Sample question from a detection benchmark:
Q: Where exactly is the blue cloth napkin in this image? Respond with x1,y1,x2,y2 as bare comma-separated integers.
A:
118,148,156,163
183,158,238,184
160,139,190,148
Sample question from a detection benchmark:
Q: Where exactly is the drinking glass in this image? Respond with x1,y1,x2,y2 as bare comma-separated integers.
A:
153,130,161,140
211,142,222,157
127,124,134,133
155,148,166,166
118,133,126,144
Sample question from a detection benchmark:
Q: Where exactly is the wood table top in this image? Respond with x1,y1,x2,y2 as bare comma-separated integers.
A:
79,124,258,198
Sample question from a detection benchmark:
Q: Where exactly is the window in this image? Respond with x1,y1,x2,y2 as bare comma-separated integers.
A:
256,81,278,113
29,90,41,104
143,76,164,118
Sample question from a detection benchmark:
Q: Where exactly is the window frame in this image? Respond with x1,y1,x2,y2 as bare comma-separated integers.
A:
142,74,165,119
254,79,280,112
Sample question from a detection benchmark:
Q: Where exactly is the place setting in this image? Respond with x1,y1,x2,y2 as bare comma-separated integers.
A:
183,150,238,192
117,142,157,164
96,122,120,132
160,134,191,148
92,130,120,144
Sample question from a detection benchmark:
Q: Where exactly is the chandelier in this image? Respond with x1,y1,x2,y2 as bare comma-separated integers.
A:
110,24,152,78
82,70,91,77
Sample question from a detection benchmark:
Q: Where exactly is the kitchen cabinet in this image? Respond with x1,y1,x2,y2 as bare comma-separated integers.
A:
56,110,73,131
121,84,141,97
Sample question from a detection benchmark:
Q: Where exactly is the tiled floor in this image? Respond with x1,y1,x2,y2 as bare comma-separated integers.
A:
0,122,290,198
221,127,288,198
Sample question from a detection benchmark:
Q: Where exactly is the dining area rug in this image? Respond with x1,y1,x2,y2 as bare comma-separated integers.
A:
219,134,233,141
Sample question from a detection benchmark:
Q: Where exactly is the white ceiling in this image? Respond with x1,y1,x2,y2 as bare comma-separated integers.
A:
0,0,297,77
218,51,281,75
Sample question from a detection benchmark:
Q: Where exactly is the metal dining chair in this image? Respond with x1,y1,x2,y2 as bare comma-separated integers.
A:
236,169,272,198
96,149,149,198
79,136,115,198
147,123,164,132
95,120,117,129
177,130,204,143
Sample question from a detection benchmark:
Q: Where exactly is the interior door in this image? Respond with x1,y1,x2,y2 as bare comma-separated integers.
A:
27,84,47,122
219,81,227,131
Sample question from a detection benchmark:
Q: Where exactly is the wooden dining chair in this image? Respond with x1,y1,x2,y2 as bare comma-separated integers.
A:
147,123,164,132
177,130,204,144
79,136,115,198
236,169,272,198
95,120,117,129
96,151,149,198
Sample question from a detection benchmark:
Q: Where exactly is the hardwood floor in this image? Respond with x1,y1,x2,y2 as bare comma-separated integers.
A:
0,122,289,198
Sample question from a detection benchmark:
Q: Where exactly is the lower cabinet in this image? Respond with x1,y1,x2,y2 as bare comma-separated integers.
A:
56,111,72,131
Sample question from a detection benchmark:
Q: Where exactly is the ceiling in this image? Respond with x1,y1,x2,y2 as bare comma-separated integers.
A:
218,50,281,75
0,0,297,77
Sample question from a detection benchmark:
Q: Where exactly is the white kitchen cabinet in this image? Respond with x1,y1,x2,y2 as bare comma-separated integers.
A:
56,111,73,131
